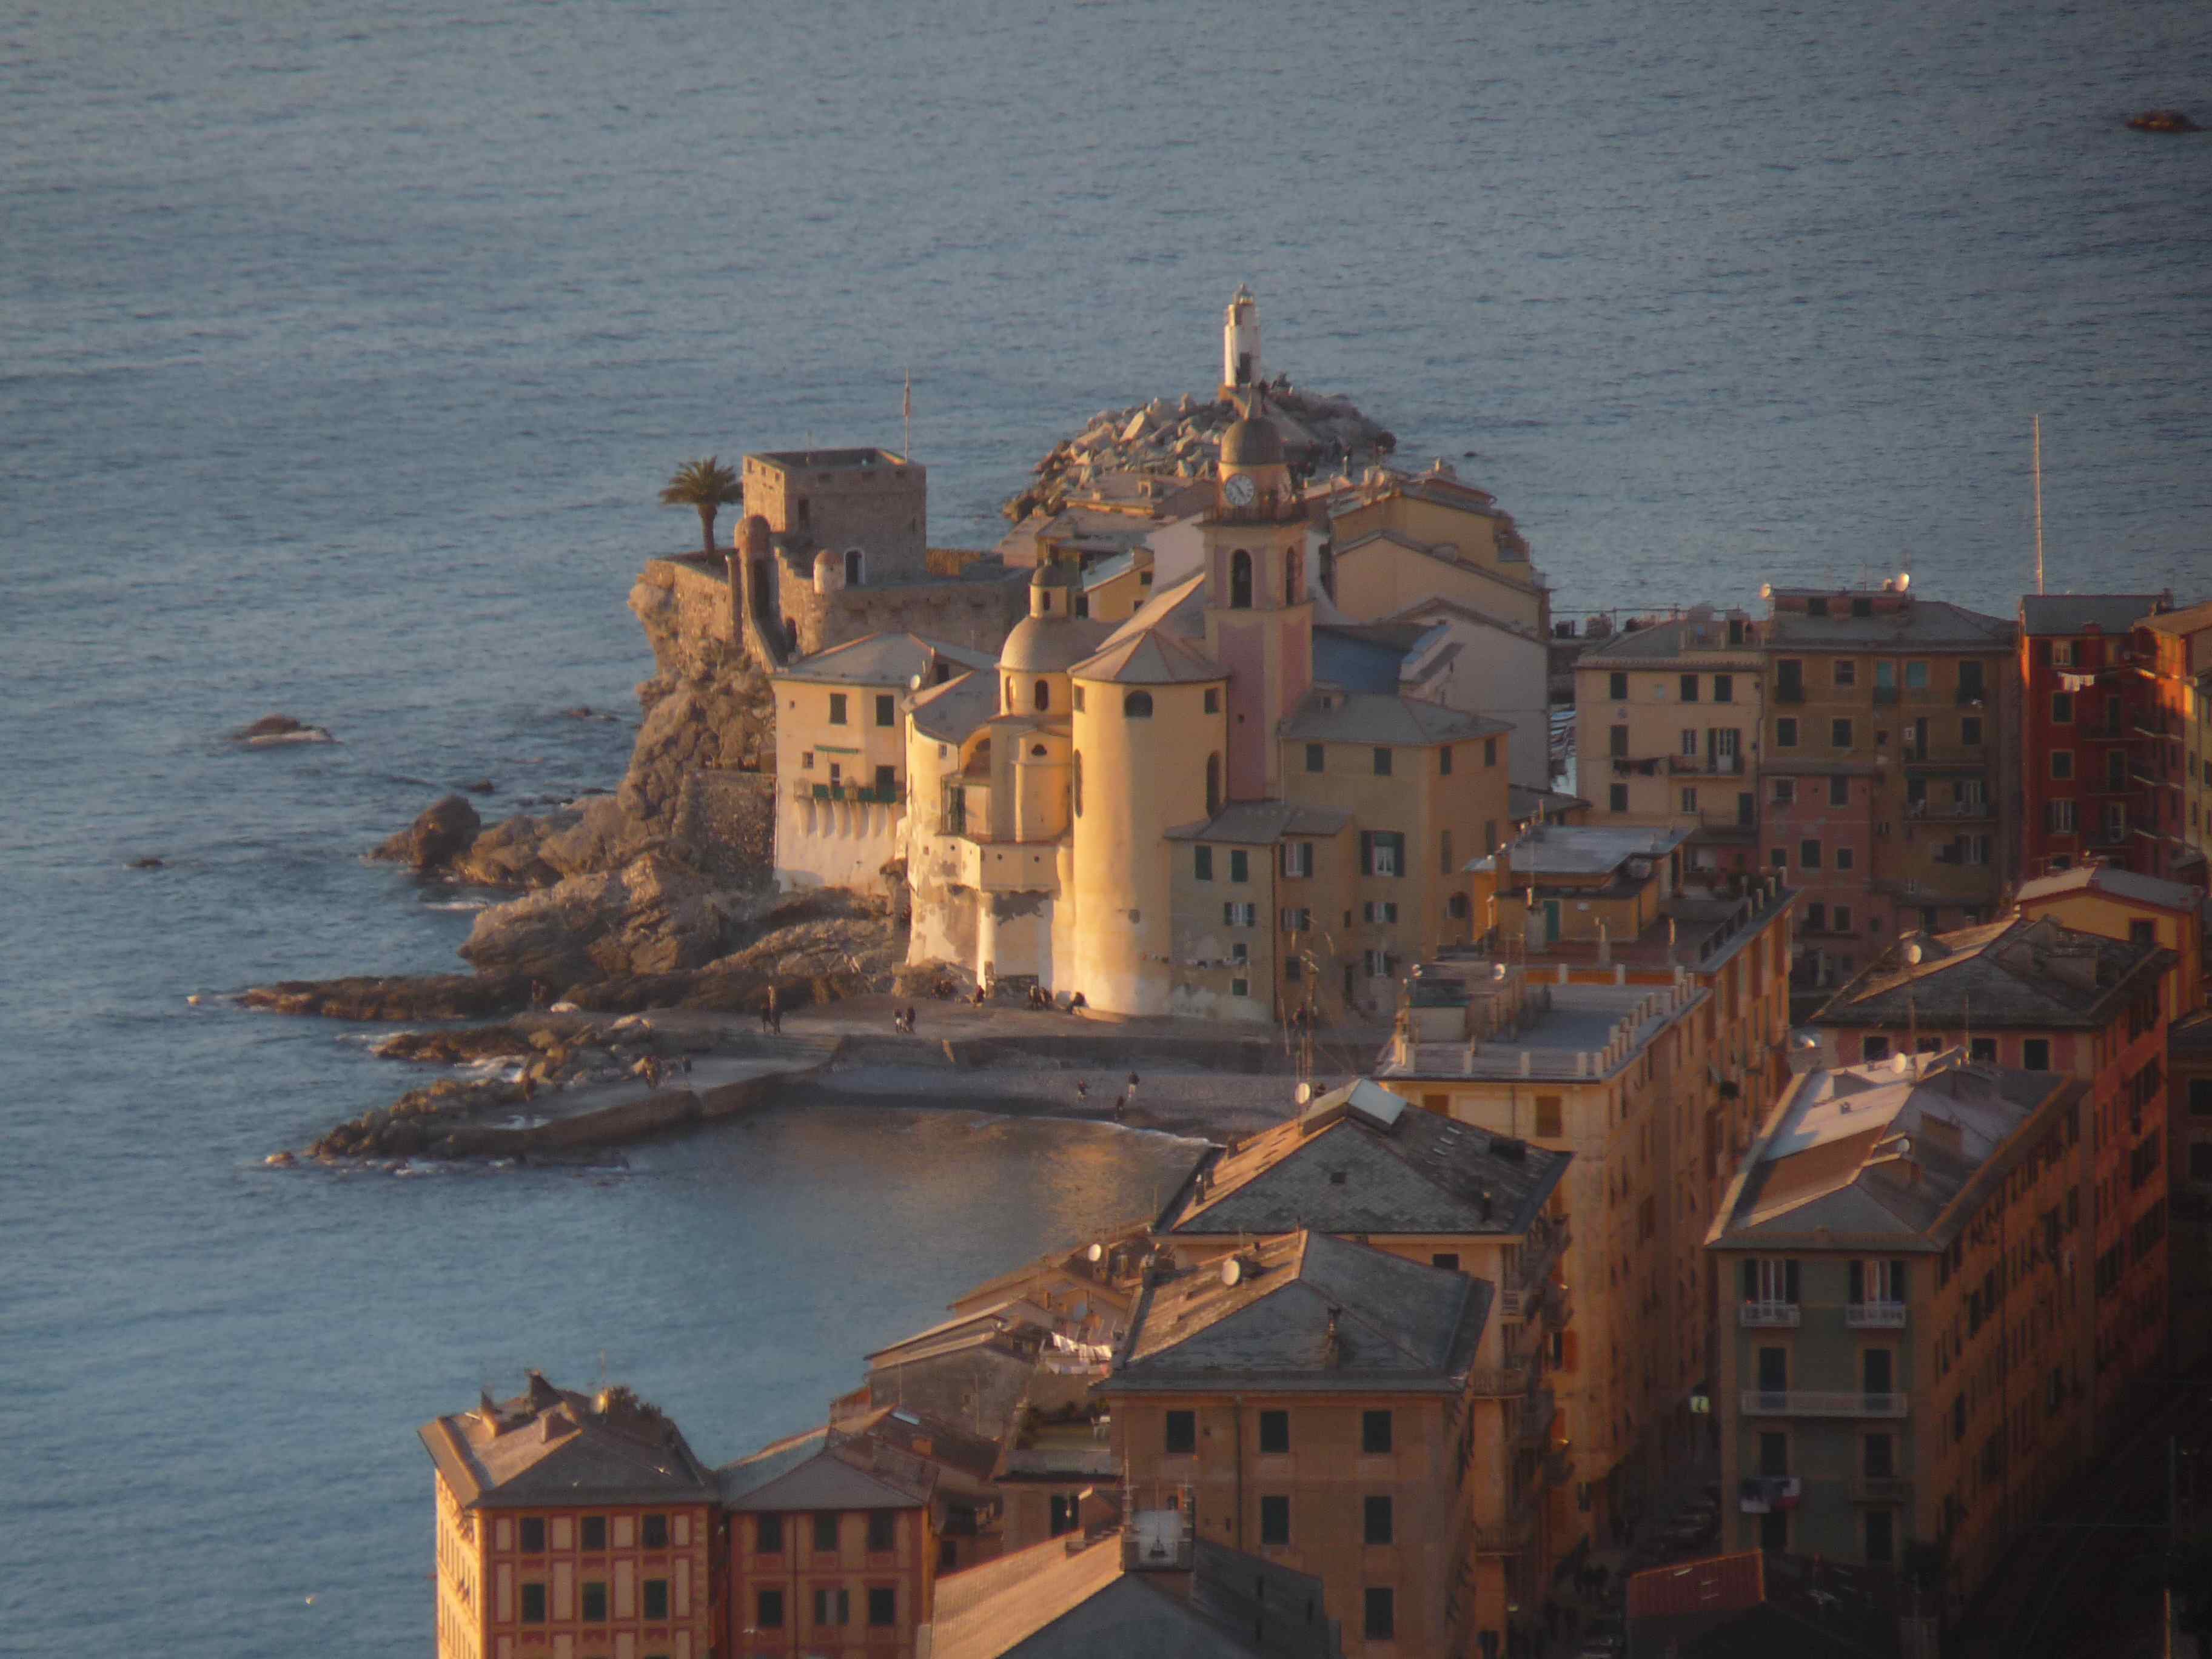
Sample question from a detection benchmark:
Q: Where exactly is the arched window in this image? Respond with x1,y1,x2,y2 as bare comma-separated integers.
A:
782,617,798,652
843,549,864,586
1229,549,1253,609
1284,548,1301,605
1124,691,1154,718
1005,676,1017,713
1034,679,1050,712
1205,752,1221,817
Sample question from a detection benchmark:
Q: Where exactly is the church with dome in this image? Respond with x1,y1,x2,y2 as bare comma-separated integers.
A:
760,288,1555,1022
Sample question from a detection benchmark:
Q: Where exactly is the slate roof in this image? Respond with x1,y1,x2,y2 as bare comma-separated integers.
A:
1163,802,1354,845
1509,784,1592,823
1090,572,1210,654
1708,1050,2076,1247
1071,626,1222,686
1158,1076,1569,1239
1280,691,1507,746
1379,594,1540,642
1467,821,1691,878
417,1373,719,1511
1106,1230,1490,1394
716,1424,936,1511
2139,599,2212,637
999,612,1114,674
836,1406,1005,1494
1311,626,1413,694
1762,597,2014,651
1576,614,1760,664
1811,914,2172,1031
910,668,999,742
2019,594,2168,636
2015,863,2206,914
776,630,996,686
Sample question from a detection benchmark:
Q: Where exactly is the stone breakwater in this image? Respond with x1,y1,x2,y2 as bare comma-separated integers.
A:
1002,382,1393,522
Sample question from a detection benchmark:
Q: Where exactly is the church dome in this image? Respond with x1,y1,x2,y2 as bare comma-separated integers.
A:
1000,612,1109,674
1220,415,1284,468
1031,557,1078,589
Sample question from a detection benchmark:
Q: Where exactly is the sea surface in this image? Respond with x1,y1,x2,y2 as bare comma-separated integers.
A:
4,0,2209,1652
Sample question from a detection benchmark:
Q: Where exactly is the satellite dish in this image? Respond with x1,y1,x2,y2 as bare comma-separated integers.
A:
1759,583,1774,600
909,674,923,691
1627,857,1654,881
1220,1258,1242,1287
1905,943,1923,965
1895,1136,1912,1155
1294,1082,1314,1106
1086,1242,1105,1264
1891,1052,1912,1074
1898,571,1912,591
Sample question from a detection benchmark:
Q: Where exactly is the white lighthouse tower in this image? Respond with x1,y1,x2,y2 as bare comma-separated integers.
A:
1220,284,1261,400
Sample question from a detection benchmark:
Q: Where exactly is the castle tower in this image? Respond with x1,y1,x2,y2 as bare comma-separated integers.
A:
1220,284,1261,400
1202,395,1313,802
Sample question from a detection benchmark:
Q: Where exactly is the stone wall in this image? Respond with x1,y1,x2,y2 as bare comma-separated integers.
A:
777,562,1028,661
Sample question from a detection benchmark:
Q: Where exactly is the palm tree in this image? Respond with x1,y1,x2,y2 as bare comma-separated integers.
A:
660,456,743,555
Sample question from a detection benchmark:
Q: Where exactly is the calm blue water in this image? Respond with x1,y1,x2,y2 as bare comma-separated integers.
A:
5,0,2209,1651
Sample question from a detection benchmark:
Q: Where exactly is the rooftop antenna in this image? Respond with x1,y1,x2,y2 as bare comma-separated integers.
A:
2033,414,2046,595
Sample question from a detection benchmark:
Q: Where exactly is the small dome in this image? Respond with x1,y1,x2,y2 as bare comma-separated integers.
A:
1220,417,1284,468
1000,614,1096,674
1031,557,1078,589
738,514,772,555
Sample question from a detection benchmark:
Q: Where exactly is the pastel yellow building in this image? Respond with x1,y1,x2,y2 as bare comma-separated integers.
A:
772,632,993,893
905,390,1512,1021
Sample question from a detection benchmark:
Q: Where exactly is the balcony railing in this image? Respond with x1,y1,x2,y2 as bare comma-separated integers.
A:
1851,1474,1915,1503
1905,799,1994,821
1740,1390,1909,1418
1472,1504,1537,1555
1738,1300,1801,1328
1845,1301,1908,1329
1470,1355,1542,1398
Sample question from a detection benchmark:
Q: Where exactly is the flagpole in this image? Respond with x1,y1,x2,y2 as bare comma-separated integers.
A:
2033,414,2045,596
903,369,913,461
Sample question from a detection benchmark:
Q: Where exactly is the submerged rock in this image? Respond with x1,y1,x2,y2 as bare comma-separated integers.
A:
241,971,535,1021
373,794,483,872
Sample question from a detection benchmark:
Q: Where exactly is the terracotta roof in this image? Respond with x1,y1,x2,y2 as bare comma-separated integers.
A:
776,630,996,686
2138,598,2212,637
911,669,998,742
1762,597,2013,651
1158,1076,1570,1239
417,1373,718,1511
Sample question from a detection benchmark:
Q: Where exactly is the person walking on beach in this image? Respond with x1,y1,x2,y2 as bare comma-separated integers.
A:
767,985,782,1035
759,994,773,1035
1111,1092,1125,1121
1076,1079,1089,1107
1126,1070,1140,1101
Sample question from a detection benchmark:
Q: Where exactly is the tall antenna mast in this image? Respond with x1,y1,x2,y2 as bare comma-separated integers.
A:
2033,414,2046,595
903,369,913,462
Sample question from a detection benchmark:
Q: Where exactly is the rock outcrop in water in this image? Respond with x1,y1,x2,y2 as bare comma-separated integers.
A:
1000,382,1395,523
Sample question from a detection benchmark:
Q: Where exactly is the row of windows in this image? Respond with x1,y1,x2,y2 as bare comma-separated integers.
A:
746,1586,898,1631
1605,671,1741,703
1774,656,1987,697
1773,715,1983,749
517,1578,672,1622
1162,1407,1395,1455
515,1514,672,1553
1768,840,1856,873
748,1512,899,1555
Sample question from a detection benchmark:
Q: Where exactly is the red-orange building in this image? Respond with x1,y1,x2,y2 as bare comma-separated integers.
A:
719,1424,939,1659
2016,594,2167,878
1811,913,2176,1409
2132,600,2212,885
418,1373,721,1659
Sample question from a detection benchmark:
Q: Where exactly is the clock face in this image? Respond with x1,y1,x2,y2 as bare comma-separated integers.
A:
1224,472,1257,506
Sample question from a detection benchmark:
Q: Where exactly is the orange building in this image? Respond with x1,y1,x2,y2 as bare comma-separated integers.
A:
418,1373,720,1659
1151,1077,1574,1630
1099,1229,1501,1659
719,1425,939,1659
1809,914,2175,1416
2132,600,2212,884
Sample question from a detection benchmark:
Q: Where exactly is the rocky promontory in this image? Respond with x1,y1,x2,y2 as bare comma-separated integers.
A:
1002,380,1394,523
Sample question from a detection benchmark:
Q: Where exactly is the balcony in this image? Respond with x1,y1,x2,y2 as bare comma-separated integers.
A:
1543,1285,1574,1331
1740,1390,1909,1418
1545,1449,1575,1487
1738,1300,1801,1328
1905,798,1994,822
1470,1355,1541,1398
1851,1474,1914,1504
1472,1504,1537,1555
1845,1301,1908,1329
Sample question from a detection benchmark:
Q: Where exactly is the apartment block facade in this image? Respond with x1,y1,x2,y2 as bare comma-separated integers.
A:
1759,584,2018,1007
2016,595,2167,879
2134,600,2212,885
1707,1051,2143,1620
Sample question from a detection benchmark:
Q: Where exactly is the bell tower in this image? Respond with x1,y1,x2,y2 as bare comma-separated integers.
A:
1220,284,1261,401
1202,392,1312,803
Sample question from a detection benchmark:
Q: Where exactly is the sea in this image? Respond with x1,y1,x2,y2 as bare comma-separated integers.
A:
3,0,2209,1651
